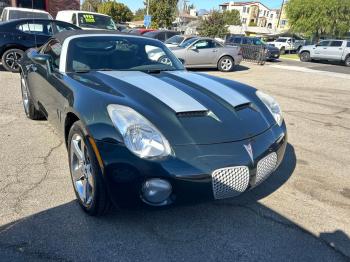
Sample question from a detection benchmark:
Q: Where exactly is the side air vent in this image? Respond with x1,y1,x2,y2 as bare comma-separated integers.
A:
176,110,209,118
234,102,252,111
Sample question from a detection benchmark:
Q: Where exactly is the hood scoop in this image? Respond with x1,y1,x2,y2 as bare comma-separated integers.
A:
176,110,209,118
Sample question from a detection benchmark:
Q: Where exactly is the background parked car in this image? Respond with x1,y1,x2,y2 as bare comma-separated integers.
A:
226,35,280,61
267,37,306,54
1,7,52,21
165,35,196,48
299,39,350,66
171,37,243,72
143,30,180,42
129,28,155,35
56,10,116,30
0,19,79,72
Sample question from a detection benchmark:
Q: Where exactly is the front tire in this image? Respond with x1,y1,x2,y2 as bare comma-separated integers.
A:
68,121,111,216
20,74,45,120
300,51,311,62
218,56,234,72
1,48,24,72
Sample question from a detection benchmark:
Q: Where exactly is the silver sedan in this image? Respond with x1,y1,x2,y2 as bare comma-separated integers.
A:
170,37,243,72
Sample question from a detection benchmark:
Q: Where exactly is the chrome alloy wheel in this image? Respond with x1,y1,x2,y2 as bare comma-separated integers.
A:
70,134,94,206
20,75,29,114
5,51,22,71
221,58,233,71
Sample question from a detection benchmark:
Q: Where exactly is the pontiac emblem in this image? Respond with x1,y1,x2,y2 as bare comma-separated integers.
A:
244,143,254,164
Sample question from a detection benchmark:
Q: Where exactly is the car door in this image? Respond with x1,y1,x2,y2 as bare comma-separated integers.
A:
312,40,330,59
29,39,63,126
325,40,345,60
16,20,53,47
186,39,217,66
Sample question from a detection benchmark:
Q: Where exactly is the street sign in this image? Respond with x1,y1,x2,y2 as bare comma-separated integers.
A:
144,15,152,27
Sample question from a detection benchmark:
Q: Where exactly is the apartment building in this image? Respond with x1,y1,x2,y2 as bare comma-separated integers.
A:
219,1,281,30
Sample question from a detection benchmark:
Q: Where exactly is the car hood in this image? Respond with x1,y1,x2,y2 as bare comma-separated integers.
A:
69,71,275,145
266,45,279,51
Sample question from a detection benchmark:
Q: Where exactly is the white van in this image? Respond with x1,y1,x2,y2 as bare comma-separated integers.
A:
1,7,52,22
56,11,116,30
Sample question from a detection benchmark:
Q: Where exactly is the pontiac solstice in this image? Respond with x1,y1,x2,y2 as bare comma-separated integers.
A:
19,30,287,216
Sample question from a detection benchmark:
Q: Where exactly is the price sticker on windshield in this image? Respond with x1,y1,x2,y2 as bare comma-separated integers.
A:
83,14,96,23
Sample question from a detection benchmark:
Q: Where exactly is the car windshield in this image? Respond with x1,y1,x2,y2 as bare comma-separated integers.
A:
67,36,185,73
165,35,184,44
78,13,116,30
9,10,50,20
179,37,198,48
252,38,266,45
275,38,287,42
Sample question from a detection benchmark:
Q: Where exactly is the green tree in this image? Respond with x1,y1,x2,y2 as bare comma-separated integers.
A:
147,0,178,28
198,10,228,38
133,8,146,21
97,2,133,23
223,10,241,26
81,0,102,12
286,0,350,39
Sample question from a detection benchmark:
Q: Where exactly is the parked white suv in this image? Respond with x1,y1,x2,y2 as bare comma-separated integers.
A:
299,40,350,66
268,37,306,54
56,11,116,30
1,7,52,21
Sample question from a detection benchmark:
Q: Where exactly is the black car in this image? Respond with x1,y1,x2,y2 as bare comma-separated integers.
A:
226,35,280,60
19,30,287,216
143,30,180,42
0,18,80,72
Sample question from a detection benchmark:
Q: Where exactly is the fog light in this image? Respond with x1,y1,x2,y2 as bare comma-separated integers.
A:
141,179,172,205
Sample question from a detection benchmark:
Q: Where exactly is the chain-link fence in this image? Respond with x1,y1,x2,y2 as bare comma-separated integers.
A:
240,45,267,65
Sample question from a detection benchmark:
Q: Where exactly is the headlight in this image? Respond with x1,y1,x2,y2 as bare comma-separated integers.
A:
256,91,283,126
107,104,172,159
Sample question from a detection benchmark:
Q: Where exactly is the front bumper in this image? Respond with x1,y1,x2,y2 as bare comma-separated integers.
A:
96,122,287,207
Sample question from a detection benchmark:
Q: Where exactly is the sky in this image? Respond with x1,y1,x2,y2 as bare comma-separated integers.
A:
116,0,284,12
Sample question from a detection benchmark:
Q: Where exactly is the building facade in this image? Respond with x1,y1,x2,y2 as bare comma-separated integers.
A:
0,0,80,18
219,1,281,30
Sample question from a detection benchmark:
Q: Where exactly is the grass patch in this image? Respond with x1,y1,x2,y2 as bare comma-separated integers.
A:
280,53,299,60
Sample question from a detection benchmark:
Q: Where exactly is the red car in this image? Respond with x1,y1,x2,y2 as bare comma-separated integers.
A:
130,28,155,35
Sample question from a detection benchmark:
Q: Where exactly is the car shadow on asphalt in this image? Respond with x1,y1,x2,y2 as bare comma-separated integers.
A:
0,144,349,261
188,64,250,73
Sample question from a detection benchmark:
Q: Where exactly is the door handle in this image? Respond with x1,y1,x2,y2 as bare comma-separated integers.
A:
213,49,218,52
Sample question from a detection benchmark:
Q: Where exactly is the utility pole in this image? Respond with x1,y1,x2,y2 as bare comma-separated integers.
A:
147,0,150,15
277,0,285,30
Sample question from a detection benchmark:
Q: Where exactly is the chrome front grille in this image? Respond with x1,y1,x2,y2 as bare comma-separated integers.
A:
255,152,278,186
212,166,250,200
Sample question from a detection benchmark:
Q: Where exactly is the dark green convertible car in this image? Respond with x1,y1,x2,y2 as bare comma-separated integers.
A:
19,30,287,216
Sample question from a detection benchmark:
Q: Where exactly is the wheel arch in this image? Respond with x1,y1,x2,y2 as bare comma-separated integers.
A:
64,112,80,147
217,54,235,66
0,44,27,57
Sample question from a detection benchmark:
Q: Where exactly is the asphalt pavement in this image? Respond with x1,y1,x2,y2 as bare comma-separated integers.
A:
277,57,350,75
0,62,349,262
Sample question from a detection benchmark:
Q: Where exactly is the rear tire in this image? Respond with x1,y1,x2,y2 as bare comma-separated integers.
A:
1,48,24,72
280,47,286,55
20,73,45,120
344,56,350,67
218,56,234,72
68,121,111,216
300,51,311,62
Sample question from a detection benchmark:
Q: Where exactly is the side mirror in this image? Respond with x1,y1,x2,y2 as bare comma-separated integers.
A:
32,54,51,66
178,58,185,64
189,45,197,50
